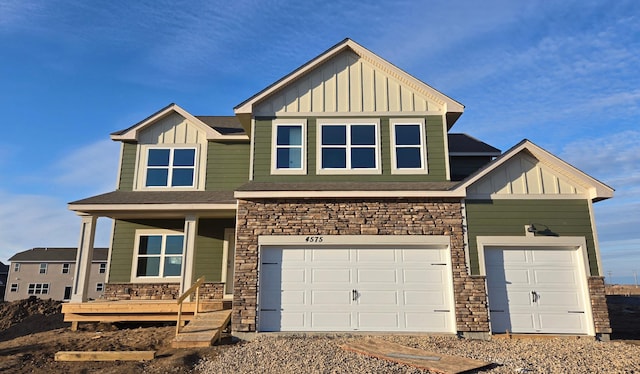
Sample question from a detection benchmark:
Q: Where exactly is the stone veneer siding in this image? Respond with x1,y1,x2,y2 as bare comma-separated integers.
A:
103,282,224,301
587,276,612,334
233,198,490,333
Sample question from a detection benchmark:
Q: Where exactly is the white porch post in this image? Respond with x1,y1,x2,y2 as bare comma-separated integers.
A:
180,215,198,294
71,214,97,302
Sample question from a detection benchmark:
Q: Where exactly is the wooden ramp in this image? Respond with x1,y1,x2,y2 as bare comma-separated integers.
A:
171,309,232,348
341,338,492,374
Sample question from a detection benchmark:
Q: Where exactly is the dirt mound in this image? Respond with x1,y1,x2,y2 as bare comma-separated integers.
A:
0,297,64,339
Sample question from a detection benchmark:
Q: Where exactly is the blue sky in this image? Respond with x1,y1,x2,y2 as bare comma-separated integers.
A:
0,0,638,284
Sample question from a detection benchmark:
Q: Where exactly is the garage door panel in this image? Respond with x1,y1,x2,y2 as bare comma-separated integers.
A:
312,268,351,283
502,268,531,285
358,312,399,329
357,249,396,262
404,290,448,307
535,291,582,309
282,268,306,283
533,269,579,286
402,250,443,262
405,312,450,330
311,290,352,306
359,290,398,305
403,268,444,284
357,269,397,283
508,313,537,332
281,290,305,305
281,249,306,261
311,312,352,329
531,250,576,264
538,313,585,333
280,312,305,330
311,249,350,261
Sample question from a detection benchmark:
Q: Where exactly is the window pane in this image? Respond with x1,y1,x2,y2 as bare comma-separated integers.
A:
173,149,195,166
137,257,160,277
148,149,170,166
322,126,346,145
165,235,184,254
396,148,422,168
351,148,376,168
171,169,194,186
351,125,376,145
146,168,168,186
395,125,421,145
139,235,162,255
276,148,301,169
322,148,346,168
163,256,182,276
277,126,302,146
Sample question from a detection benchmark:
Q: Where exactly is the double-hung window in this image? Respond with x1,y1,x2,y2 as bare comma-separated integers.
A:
145,147,196,188
272,121,306,174
62,263,70,274
133,231,184,280
318,121,380,174
390,120,427,174
39,263,47,274
28,283,49,295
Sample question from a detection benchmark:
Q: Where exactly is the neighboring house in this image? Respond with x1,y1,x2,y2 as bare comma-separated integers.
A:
4,248,108,302
0,261,8,301
68,39,613,339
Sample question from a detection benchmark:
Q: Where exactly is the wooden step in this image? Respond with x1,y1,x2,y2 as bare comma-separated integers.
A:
171,310,232,348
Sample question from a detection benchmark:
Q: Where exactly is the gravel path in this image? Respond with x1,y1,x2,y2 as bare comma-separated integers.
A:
195,334,640,373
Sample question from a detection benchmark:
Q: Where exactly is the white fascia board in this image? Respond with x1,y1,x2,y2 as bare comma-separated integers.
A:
235,190,466,199
454,140,614,201
111,104,247,142
69,203,237,213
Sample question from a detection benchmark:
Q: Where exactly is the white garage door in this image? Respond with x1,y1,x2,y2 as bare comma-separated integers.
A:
485,247,590,334
258,246,455,332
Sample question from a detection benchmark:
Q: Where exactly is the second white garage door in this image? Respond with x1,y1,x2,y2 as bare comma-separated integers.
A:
258,246,455,332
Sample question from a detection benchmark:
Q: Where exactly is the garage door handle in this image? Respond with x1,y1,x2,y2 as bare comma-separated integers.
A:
352,289,358,301
531,291,539,303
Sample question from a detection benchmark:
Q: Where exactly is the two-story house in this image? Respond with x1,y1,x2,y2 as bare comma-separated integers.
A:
4,247,108,302
68,39,613,339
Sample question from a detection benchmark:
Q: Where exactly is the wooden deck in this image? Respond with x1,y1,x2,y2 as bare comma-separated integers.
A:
171,309,232,348
62,300,229,330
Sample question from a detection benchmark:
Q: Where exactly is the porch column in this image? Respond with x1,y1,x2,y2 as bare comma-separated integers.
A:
180,215,198,294
71,214,97,302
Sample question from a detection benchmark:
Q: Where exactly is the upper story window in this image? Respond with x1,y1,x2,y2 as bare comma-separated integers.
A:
10,283,18,292
145,147,197,188
317,120,381,175
13,263,20,272
133,230,184,281
39,263,47,274
390,120,428,174
271,120,306,175
62,263,70,274
99,263,107,274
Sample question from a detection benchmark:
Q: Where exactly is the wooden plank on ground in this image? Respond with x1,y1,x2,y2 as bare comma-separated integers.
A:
340,338,492,374
55,351,156,362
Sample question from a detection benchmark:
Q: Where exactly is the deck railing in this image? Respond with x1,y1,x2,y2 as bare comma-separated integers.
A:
176,276,206,336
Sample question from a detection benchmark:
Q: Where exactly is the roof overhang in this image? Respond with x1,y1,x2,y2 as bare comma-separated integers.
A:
235,190,466,199
111,103,248,142
69,203,237,219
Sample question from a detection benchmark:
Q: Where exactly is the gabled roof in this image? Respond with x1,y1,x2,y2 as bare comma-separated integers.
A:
8,248,108,262
111,103,248,141
234,38,464,129
454,139,614,201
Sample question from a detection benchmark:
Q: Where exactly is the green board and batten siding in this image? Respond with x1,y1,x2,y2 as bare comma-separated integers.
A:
252,116,448,182
118,142,137,191
109,219,233,283
465,199,599,276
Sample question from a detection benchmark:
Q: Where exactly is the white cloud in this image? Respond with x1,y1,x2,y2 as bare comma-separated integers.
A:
53,139,120,195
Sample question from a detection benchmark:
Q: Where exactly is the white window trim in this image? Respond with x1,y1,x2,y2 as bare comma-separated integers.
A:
27,283,49,295
10,283,18,292
96,282,105,292
39,263,47,274
62,263,70,274
131,229,184,283
136,144,203,191
99,263,107,274
271,119,307,175
316,118,382,175
390,118,428,174
13,263,20,272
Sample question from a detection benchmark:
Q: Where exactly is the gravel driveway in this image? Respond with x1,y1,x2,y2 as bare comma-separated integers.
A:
195,334,640,373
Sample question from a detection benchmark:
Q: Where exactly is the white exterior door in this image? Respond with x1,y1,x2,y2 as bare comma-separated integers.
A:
485,247,590,334
258,246,455,332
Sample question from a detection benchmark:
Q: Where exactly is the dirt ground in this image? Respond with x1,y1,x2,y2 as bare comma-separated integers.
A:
0,294,638,373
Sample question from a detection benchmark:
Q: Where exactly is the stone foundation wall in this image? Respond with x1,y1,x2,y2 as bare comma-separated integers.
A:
234,198,490,333
588,276,612,334
103,282,224,301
